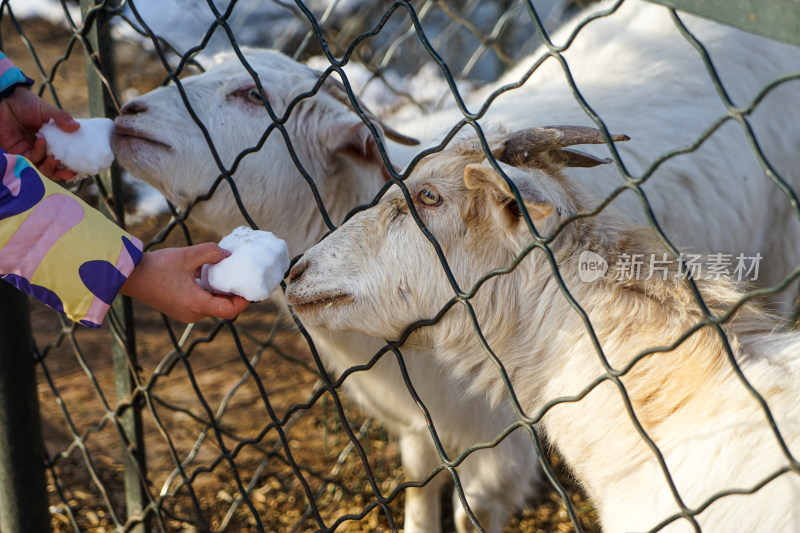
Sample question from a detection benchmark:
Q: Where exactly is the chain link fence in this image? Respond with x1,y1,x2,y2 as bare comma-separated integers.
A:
1,0,799,532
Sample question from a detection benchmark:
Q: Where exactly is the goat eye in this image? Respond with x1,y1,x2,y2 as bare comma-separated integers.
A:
246,89,265,105
417,186,442,207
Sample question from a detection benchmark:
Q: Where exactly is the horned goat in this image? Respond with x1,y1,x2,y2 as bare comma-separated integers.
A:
112,0,800,530
286,124,800,533
112,33,536,533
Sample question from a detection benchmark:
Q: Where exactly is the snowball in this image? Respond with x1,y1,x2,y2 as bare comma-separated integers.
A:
124,173,169,224
200,227,290,302
37,117,115,178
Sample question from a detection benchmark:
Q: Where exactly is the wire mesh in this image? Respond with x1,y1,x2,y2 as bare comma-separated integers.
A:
1,0,799,532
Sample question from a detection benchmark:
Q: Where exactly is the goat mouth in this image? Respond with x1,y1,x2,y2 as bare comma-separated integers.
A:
289,292,354,313
112,126,172,150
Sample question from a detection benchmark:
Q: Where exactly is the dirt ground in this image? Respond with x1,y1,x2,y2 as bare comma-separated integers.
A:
3,13,599,533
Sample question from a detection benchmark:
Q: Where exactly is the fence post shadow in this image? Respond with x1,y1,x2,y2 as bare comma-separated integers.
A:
0,282,51,533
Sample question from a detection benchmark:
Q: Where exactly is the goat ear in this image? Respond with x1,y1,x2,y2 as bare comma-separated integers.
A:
464,163,554,224
319,74,419,146
333,118,394,181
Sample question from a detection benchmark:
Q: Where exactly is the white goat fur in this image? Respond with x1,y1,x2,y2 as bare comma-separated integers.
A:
286,127,800,532
111,1,800,530
112,16,538,533
390,1,800,313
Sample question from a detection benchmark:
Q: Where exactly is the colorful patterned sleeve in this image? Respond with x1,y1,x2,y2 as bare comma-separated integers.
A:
0,52,34,100
0,151,143,327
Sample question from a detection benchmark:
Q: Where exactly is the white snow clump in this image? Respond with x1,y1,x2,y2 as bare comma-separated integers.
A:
37,117,115,178
201,226,290,302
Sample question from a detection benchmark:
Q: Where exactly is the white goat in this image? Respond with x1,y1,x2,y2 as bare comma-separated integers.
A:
389,0,800,313
286,125,800,532
111,0,800,529
112,32,537,533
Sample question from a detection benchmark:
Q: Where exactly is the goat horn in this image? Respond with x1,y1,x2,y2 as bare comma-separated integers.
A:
497,125,629,165
319,74,421,146
553,148,613,168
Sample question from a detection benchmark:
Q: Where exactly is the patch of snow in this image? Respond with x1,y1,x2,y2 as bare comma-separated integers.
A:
124,174,170,224
10,0,81,25
200,226,289,302
113,0,327,61
37,118,115,178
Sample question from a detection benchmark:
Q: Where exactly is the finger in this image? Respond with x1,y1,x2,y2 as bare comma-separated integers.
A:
207,295,250,320
37,156,59,178
187,242,229,267
54,114,80,133
167,284,215,323
46,106,80,133
190,284,248,319
52,168,78,182
229,296,250,315
30,138,47,165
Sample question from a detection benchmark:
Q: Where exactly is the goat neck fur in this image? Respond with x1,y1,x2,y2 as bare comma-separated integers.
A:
288,128,800,532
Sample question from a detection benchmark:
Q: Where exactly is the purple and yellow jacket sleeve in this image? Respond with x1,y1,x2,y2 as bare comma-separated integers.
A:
0,52,34,99
0,53,141,327
0,151,143,327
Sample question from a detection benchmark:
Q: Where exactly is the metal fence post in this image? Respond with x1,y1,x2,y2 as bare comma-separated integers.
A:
79,1,149,531
0,283,51,533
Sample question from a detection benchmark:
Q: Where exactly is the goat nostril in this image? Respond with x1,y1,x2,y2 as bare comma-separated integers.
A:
120,100,148,115
289,260,309,282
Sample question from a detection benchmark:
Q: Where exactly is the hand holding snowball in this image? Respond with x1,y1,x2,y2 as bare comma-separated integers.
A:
0,85,79,181
0,65,246,324
200,227,290,302
121,243,250,323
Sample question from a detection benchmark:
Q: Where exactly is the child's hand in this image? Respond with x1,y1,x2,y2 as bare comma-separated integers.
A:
121,243,250,323
0,87,79,181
